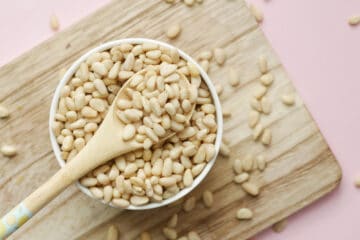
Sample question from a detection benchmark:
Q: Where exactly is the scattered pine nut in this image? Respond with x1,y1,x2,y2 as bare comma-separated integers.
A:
248,111,260,128
233,158,243,174
202,190,214,208
140,232,152,240
228,67,240,87
250,98,262,112
256,155,267,171
249,4,263,23
166,23,182,39
281,94,295,106
200,60,210,73
50,14,60,31
242,182,260,196
167,213,178,228
213,48,226,66
234,173,249,184
260,73,274,86
242,154,254,172
219,141,230,157
215,83,223,96
0,105,10,118
184,0,195,7
163,227,177,240
1,144,17,157
258,55,268,74
348,15,360,26
164,0,175,3
183,196,196,212
188,231,201,240
198,50,212,61
354,175,360,188
253,123,264,141
106,225,118,240
261,128,272,146
254,85,267,99
261,97,272,115
272,218,288,233
236,208,253,220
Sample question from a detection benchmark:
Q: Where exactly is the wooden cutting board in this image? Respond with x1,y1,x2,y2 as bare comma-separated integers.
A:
0,0,341,239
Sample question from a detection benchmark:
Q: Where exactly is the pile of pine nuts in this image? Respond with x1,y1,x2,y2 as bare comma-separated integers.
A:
53,42,218,207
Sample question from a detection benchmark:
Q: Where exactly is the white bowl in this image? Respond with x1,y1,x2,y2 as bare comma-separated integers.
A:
49,38,223,210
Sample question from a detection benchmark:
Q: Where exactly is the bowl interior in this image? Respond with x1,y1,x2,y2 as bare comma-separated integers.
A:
49,38,223,210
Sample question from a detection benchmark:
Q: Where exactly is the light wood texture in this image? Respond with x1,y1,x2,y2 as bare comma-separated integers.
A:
0,0,341,239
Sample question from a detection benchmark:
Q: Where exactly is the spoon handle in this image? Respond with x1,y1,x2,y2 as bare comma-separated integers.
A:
0,164,74,239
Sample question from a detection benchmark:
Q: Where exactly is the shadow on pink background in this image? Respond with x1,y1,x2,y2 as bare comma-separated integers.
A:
0,0,359,239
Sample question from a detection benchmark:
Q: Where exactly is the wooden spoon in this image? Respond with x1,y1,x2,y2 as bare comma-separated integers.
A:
0,69,195,239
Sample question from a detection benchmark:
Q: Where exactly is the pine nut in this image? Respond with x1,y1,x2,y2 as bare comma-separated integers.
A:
80,177,98,187
123,124,136,141
260,73,274,86
256,155,267,171
242,154,254,172
220,141,230,157
261,97,272,114
281,94,295,106
163,227,177,240
215,83,223,96
222,109,232,118
272,218,288,233
258,55,268,74
167,213,178,228
0,144,17,157
236,208,253,220
202,190,214,208
200,60,209,73
166,23,182,39
348,15,360,26
188,231,201,240
234,173,249,184
198,50,212,60
248,110,260,128
249,4,263,23
254,85,267,99
242,182,260,196
184,0,195,7
183,196,196,212
106,225,118,240
90,187,103,199
130,196,149,206
253,123,264,141
233,158,243,174
183,169,194,187
192,163,205,177
250,98,262,112
50,14,60,31
112,198,130,208
213,48,226,66
0,105,10,118
261,128,272,146
228,67,240,87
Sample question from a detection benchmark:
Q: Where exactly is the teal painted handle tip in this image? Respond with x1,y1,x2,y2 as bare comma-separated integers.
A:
0,203,32,239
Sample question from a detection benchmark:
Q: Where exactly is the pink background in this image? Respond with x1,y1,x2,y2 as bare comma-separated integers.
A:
0,0,359,239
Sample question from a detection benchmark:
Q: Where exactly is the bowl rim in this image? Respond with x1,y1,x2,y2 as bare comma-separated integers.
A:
49,38,223,210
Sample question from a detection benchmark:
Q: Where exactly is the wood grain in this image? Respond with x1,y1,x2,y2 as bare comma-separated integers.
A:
0,0,341,239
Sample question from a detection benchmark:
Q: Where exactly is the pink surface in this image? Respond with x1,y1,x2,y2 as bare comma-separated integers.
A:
0,0,359,239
